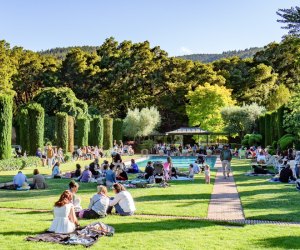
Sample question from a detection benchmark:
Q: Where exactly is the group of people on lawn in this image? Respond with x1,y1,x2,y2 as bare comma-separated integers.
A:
49,181,136,234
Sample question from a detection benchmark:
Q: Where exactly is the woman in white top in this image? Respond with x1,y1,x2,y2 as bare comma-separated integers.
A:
69,180,82,213
49,190,79,233
107,183,136,216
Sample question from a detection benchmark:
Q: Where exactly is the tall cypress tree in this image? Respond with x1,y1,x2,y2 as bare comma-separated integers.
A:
0,94,13,159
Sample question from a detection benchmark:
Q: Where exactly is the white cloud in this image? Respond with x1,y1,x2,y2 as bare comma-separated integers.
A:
179,46,193,55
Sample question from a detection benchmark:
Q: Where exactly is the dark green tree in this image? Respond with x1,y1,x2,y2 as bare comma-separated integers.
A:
77,117,89,147
113,118,123,142
103,117,113,150
277,6,300,37
55,112,68,153
27,103,44,155
0,94,13,159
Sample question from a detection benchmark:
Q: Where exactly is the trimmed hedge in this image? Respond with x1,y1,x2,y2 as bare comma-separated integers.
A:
278,134,295,150
103,117,113,150
0,94,13,159
277,106,285,139
44,115,56,143
77,117,89,147
68,116,74,153
18,108,30,153
258,115,265,147
27,103,45,155
113,118,123,142
55,112,68,153
241,134,262,147
0,156,42,171
90,116,103,147
264,112,272,147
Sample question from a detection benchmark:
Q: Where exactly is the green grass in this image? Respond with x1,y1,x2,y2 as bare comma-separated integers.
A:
1,209,300,250
234,158,300,222
2,156,300,249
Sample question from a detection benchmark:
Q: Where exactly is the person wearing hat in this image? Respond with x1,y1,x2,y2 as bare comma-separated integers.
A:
78,166,92,182
220,144,232,178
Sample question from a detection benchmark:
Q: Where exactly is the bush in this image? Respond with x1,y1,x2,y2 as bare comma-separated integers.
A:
64,152,72,162
77,117,89,147
137,139,154,152
0,94,13,159
0,156,41,171
242,134,262,147
55,112,68,152
113,118,123,142
258,115,265,147
68,116,75,153
18,107,30,153
278,134,295,150
264,112,272,147
90,116,103,147
103,117,113,150
27,103,45,155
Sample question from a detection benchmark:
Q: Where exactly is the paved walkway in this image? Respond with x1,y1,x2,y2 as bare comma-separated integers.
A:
207,158,245,221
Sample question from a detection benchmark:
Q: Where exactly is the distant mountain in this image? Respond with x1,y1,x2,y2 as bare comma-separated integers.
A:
177,47,262,63
39,46,262,62
39,46,99,60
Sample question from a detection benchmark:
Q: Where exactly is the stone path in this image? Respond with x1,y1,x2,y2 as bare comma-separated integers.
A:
207,158,245,221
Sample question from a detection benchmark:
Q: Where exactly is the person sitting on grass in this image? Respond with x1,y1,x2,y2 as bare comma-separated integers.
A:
188,164,194,179
49,190,79,234
78,185,109,219
71,164,82,178
127,159,140,173
279,164,296,183
13,171,28,189
256,151,266,164
144,161,154,180
78,166,92,183
107,183,136,216
116,168,128,181
30,169,47,189
69,180,82,213
105,164,117,188
52,162,61,179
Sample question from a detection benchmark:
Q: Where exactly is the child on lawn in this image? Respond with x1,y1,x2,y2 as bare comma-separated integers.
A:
188,164,194,180
204,165,210,184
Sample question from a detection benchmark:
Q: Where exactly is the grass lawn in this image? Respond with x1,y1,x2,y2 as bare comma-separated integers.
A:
2,156,300,249
233,158,300,222
0,155,143,183
1,209,300,250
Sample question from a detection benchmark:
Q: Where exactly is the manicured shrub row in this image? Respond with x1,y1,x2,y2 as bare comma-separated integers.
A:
0,156,42,171
0,94,13,159
18,108,30,153
55,112,68,153
258,106,287,147
103,117,113,150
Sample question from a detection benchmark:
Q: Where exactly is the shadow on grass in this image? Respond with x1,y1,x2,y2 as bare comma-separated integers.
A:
0,230,45,236
255,236,300,249
135,193,211,202
108,219,213,233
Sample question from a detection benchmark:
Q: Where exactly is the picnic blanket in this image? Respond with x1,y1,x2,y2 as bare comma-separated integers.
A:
268,178,296,184
170,176,193,181
26,221,115,247
244,171,275,177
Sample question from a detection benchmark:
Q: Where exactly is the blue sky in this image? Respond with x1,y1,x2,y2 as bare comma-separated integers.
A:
0,0,298,56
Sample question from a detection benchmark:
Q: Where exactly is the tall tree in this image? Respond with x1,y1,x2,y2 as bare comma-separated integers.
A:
186,83,236,132
277,6,300,37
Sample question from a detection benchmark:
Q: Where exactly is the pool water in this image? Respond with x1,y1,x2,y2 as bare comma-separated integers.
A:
133,156,217,169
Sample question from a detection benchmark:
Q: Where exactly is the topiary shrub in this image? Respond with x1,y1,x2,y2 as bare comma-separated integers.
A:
278,134,295,150
18,107,30,153
27,103,45,155
113,118,123,142
0,94,13,159
77,117,89,147
55,112,68,153
90,116,103,147
264,112,272,147
68,116,74,153
103,117,113,150
0,156,41,171
242,134,262,147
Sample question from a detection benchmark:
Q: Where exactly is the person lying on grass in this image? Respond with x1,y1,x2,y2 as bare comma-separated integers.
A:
78,185,109,219
107,183,136,216
49,190,79,234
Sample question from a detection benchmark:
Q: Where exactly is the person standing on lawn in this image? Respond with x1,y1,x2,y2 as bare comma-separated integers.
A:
220,144,232,179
